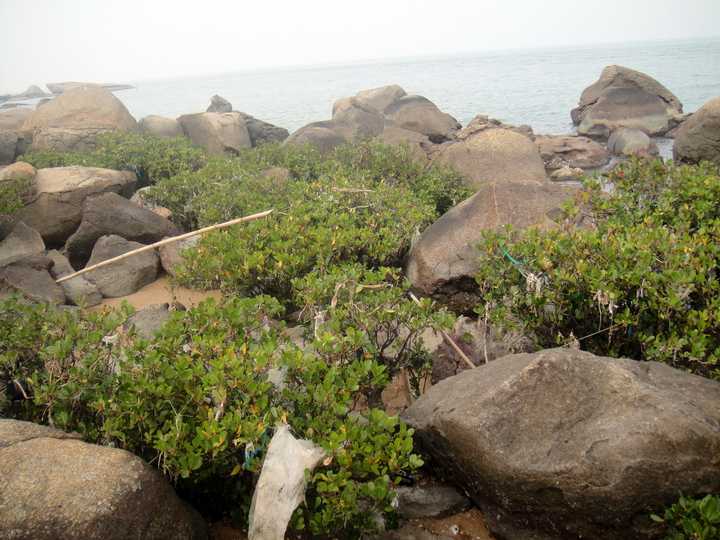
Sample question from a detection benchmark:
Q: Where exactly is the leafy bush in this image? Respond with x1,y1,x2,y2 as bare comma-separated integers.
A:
22,131,206,187
0,295,423,537
652,494,720,540
474,159,720,379
0,176,31,215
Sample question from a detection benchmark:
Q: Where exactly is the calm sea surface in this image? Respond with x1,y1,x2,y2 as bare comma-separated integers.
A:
119,38,719,136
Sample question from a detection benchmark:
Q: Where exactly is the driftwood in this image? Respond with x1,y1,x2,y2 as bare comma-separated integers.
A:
56,209,274,284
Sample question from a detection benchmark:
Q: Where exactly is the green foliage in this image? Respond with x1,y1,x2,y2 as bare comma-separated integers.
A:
0,295,422,536
22,131,206,187
474,159,720,379
652,494,720,540
0,176,31,215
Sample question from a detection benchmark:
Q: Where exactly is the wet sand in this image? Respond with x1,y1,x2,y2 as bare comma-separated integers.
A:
93,275,222,311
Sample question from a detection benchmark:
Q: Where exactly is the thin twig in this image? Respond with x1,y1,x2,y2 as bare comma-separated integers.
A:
56,209,274,283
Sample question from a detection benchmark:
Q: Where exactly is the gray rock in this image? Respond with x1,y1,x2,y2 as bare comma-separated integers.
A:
384,95,460,142
158,235,200,277
47,249,102,307
0,130,18,165
0,107,32,131
535,135,610,171
403,348,720,540
0,258,65,305
0,418,207,540
178,112,251,155
455,114,535,141
285,120,348,154
396,484,471,520
125,303,173,339
549,165,585,182
206,94,232,113
380,524,453,540
607,127,658,156
331,97,386,140
84,235,159,298
139,115,184,138
65,192,178,267
18,166,137,245
237,112,289,146
0,222,45,268
377,125,432,164
673,96,720,166
340,84,407,114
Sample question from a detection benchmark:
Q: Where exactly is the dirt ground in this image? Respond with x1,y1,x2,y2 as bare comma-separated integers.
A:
93,275,222,311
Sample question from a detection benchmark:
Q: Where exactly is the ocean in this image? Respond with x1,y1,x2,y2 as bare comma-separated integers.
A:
117,37,720,137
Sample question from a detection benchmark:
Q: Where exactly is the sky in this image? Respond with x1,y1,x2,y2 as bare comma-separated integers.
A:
1,0,719,94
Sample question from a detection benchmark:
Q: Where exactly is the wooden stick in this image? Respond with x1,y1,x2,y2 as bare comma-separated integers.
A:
56,209,274,284
408,291,476,370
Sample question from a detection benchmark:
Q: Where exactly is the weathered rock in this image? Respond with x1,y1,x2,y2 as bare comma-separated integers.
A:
673,96,720,166
13,85,49,99
0,107,33,130
608,127,658,156
549,165,585,182
130,187,174,219
178,112,251,155
535,135,610,171
433,129,547,190
403,348,720,540
406,182,575,312
65,192,178,267
456,114,534,141
384,95,460,142
396,484,471,520
139,115,184,138
237,112,290,146
332,98,386,140
572,65,684,137
84,235,159,298
22,86,138,152
18,166,137,245
46,82,135,94
0,222,45,268
125,303,173,339
206,94,232,113
46,249,102,307
347,84,407,113
285,121,348,154
377,125,432,164
0,418,207,540
0,258,65,304
158,235,200,276
0,161,37,202
0,130,19,165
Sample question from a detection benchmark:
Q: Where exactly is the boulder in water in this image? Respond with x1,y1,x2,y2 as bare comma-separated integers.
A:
607,127,658,156
535,135,610,171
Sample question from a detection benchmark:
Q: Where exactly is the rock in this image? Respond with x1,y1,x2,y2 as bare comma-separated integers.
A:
380,524,454,540
403,348,720,540
0,161,36,203
22,86,138,152
65,192,178,267
84,235,159,298
285,121,348,154
0,258,65,304
549,165,585,182
406,182,575,312
0,130,19,165
17,166,137,245
377,125,432,164
332,98,386,140
139,115,184,138
178,112,251,155
396,484,471,520
384,95,460,142
0,222,45,268
433,129,547,190
158,235,200,276
125,303,173,339
237,112,290,146
456,114,534,141
46,82,135,94
206,94,232,113
261,166,291,184
572,65,684,138
608,127,658,156
0,418,207,540
0,107,33,131
673,96,720,166
535,135,610,171
14,85,49,99
46,249,102,307
343,84,407,113
130,187,174,219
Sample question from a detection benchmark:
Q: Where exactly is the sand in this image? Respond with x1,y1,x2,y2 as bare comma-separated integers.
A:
93,275,222,311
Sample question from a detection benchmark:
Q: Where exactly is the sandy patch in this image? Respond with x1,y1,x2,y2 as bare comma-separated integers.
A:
92,275,222,311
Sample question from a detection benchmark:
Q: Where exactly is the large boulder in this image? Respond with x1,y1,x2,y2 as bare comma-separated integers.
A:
456,114,534,141
406,182,575,312
65,192,178,267
236,112,289,146
0,419,207,540
384,95,460,142
47,249,103,307
433,129,548,190
0,109,33,164
0,161,37,205
403,348,720,540
332,98,386,140
138,115,184,138
22,86,138,152
572,65,684,138
673,96,720,166
0,131,19,165
607,127,658,156
285,121,348,154
84,235,160,298
206,94,232,113
0,108,33,131
535,135,610,171
377,125,432,164
0,221,45,267
341,84,407,113
17,166,137,245
177,112,251,155
0,256,65,305
159,235,200,277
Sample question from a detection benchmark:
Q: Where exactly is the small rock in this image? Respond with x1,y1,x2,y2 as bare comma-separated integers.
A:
396,484,471,520
84,235,159,298
0,258,65,304
139,115,184,138
46,249,102,307
124,303,173,339
608,127,658,156
158,235,200,277
550,165,585,181
0,221,45,267
207,95,232,113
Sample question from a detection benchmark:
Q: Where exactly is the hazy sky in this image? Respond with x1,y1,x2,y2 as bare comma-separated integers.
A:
1,0,718,94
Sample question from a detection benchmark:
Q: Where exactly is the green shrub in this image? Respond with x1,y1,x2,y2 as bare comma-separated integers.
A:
22,131,206,187
474,159,720,379
652,494,720,540
0,295,422,537
0,176,31,215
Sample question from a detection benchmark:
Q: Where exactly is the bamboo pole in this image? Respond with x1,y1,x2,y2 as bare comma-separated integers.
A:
56,209,274,284
408,291,476,370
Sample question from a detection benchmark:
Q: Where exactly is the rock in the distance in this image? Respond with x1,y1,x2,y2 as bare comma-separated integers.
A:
139,115,184,138
0,418,207,540
673,96,720,166
84,235,159,298
384,95,460,142
285,120,348,154
535,134,610,171
206,94,232,113
607,127,658,156
178,112,251,155
403,348,720,539
237,112,290,146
